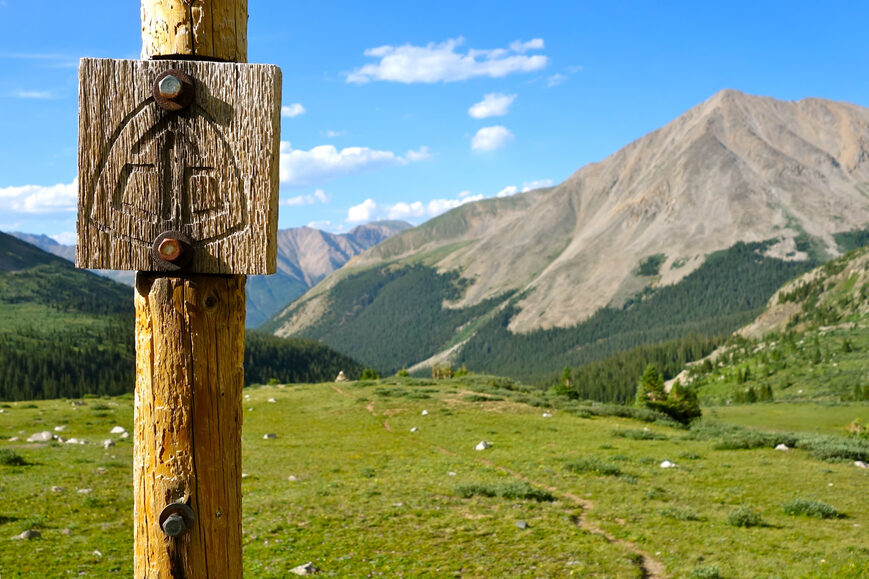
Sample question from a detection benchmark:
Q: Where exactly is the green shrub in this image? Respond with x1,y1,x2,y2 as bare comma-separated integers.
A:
455,481,554,502
611,428,668,441
727,506,763,527
660,506,705,521
782,499,841,519
689,566,722,579
360,368,380,380
0,449,28,466
565,458,623,477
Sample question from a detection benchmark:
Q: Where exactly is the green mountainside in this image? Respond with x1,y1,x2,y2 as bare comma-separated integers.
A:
0,233,364,400
680,244,869,405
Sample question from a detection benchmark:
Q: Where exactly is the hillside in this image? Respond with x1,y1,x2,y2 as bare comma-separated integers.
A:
682,245,869,404
10,221,410,328
0,234,365,400
268,90,869,378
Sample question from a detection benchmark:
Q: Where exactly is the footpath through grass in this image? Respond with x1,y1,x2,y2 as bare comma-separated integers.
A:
2,379,869,577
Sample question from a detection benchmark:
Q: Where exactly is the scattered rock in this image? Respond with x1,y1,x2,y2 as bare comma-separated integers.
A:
244,394,251,400
70,401,85,407
54,426,67,432
102,440,115,450
542,412,553,418
241,473,249,479
659,460,677,469
26,431,53,443
447,471,457,477
8,437,19,442
263,433,278,440
267,398,277,403
0,409,5,414
855,461,868,469
421,410,429,416
93,549,102,558
290,561,320,575
96,467,107,475
60,528,71,535
775,444,789,451
110,426,126,435
335,371,348,383
51,486,65,493
515,520,528,530
410,427,419,433
288,475,299,482
475,441,492,451
11,530,40,541
77,488,93,495
120,432,130,439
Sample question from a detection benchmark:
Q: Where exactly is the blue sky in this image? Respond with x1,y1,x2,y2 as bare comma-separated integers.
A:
1,1,868,243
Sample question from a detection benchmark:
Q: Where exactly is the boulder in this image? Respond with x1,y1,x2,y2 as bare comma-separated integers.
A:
775,444,789,451
26,431,53,442
475,441,492,451
11,530,40,541
335,371,348,382
290,562,320,575
8,437,18,442
855,461,868,469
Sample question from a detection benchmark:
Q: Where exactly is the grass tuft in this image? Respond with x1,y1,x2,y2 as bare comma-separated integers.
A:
782,498,842,519
455,481,555,502
727,506,764,527
611,428,668,441
0,449,29,467
565,458,623,477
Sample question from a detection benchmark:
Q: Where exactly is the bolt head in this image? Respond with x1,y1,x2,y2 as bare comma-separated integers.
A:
162,514,187,537
158,238,182,262
157,75,182,99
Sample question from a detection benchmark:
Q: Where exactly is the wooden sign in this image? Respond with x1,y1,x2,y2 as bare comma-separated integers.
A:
76,58,281,275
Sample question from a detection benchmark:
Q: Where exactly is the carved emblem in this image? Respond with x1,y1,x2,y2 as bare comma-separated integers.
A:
77,59,281,275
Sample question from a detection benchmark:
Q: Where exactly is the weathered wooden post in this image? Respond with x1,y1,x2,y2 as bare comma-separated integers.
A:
76,2,280,576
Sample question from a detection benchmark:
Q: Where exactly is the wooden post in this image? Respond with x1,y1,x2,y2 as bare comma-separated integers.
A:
76,1,279,576
135,2,249,577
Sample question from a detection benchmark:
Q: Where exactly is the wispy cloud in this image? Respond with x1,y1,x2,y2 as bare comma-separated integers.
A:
281,188,331,206
347,37,547,84
471,126,514,152
0,52,79,68
323,129,347,138
468,92,517,119
0,180,77,214
281,103,306,118
9,90,55,100
280,142,430,187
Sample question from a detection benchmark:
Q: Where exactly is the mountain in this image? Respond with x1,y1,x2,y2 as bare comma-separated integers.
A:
265,90,869,380
246,220,411,327
11,221,411,328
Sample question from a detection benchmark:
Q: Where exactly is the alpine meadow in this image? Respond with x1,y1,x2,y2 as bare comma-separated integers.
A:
3,2,869,577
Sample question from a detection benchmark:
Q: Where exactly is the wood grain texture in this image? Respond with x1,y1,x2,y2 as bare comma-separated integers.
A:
134,273,245,578
76,58,281,275
141,0,248,62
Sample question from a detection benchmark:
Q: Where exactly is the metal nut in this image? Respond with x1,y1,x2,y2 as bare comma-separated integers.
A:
153,69,195,112
158,503,195,538
157,237,183,262
162,514,187,537
151,231,194,271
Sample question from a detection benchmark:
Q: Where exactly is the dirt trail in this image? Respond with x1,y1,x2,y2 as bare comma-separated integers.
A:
330,385,667,578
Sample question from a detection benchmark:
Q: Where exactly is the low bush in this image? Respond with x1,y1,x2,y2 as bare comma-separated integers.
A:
689,566,722,579
0,449,28,466
611,429,668,441
565,458,623,477
660,506,705,521
782,498,842,519
455,481,554,502
727,506,763,527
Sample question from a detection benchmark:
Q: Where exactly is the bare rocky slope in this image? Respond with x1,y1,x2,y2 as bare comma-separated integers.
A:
268,90,869,375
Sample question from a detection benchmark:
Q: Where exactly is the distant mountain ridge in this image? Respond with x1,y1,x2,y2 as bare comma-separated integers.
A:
266,90,869,379
10,220,411,328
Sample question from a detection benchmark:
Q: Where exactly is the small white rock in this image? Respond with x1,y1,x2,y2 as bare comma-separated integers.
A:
54,426,67,432
855,461,868,469
267,398,277,403
0,409,6,413
51,486,65,493
8,437,19,442
290,561,319,576
120,431,130,439
775,444,789,451
542,412,552,418
93,549,102,558
448,471,457,477
77,488,93,495
102,439,115,450
421,410,429,416
26,431,53,443
263,433,277,440
660,460,677,469
410,427,419,433
110,426,126,435
288,475,299,482
475,441,492,451
11,530,40,541
65,438,80,445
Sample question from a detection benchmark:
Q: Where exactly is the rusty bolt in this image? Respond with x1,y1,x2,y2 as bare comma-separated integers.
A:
162,514,186,537
157,237,182,262
151,231,194,271
153,69,195,112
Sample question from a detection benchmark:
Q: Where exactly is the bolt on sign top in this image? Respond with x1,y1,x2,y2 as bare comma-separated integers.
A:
76,58,281,275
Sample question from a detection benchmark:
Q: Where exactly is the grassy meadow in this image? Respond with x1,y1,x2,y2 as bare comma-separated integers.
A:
1,378,869,578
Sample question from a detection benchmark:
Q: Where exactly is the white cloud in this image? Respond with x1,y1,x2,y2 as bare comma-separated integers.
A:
11,90,54,99
468,93,516,119
387,201,425,220
546,73,567,87
280,142,430,186
51,231,76,245
347,37,547,84
281,103,306,118
323,129,347,138
0,180,77,214
521,179,554,191
386,193,484,221
347,198,377,223
496,185,519,198
471,126,514,152
281,188,331,206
